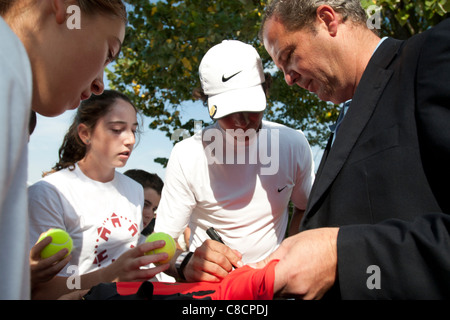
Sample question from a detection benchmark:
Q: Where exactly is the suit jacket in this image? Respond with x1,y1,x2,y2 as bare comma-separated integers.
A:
301,18,450,299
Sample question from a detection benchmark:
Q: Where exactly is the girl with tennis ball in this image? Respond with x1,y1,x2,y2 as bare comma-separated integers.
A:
28,90,170,299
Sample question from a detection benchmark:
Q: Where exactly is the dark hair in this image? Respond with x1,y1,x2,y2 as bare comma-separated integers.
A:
76,0,128,24
0,0,13,15
259,0,367,40
29,110,36,136
124,169,164,195
1,0,127,23
50,90,140,173
192,72,273,107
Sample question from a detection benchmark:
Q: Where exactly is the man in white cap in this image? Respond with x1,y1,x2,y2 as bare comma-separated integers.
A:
154,40,315,283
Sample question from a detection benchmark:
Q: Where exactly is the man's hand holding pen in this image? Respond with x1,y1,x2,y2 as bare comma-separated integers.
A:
181,227,243,282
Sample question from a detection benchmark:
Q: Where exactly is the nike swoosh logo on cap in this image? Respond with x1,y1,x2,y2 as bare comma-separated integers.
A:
222,70,242,82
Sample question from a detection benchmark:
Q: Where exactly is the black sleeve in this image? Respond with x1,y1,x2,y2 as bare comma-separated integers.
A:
415,18,450,213
336,19,450,300
337,213,450,299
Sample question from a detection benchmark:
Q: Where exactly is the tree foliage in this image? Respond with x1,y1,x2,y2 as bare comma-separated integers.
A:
108,0,449,166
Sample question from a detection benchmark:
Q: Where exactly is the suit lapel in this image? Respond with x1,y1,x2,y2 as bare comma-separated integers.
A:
305,38,403,216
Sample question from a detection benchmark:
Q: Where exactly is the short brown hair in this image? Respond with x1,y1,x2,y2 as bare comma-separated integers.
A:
77,0,127,24
259,0,367,40
124,169,164,195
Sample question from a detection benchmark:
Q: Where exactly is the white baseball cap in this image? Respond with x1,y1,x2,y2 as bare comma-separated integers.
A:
199,40,266,120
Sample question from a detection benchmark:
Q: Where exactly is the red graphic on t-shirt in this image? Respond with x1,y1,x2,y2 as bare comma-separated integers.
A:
92,212,140,267
128,223,138,237
93,249,109,267
97,227,111,241
111,213,122,228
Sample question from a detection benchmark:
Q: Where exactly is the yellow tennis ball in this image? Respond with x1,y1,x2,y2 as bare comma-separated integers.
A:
38,228,73,259
145,232,176,264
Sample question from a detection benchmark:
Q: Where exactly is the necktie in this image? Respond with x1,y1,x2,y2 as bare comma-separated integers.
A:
329,100,351,145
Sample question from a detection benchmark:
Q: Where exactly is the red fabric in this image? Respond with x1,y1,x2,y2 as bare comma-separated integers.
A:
116,259,279,300
215,259,278,299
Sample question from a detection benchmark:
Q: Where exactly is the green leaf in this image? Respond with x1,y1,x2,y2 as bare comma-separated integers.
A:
109,0,449,167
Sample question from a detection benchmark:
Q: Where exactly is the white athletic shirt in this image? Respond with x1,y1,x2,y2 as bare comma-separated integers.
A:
0,17,33,300
28,164,144,276
154,120,315,263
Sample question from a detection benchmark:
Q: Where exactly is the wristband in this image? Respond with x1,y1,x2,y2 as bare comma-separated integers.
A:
175,251,193,281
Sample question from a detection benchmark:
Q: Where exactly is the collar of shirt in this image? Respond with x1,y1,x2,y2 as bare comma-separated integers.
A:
329,36,389,134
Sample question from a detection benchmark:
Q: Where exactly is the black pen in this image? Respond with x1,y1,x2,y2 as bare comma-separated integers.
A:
207,227,243,269
206,227,225,244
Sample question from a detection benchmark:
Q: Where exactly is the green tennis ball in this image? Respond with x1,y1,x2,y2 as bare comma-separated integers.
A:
145,232,176,264
38,228,73,259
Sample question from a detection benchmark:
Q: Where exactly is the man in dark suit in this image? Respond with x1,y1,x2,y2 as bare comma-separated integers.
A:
256,0,450,299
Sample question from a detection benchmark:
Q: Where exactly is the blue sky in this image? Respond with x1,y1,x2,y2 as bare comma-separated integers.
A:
27,94,323,185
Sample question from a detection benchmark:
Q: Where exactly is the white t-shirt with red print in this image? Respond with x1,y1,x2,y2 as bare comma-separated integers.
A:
28,163,144,276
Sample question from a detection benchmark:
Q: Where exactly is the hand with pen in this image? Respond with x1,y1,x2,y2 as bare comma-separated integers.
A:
182,227,244,283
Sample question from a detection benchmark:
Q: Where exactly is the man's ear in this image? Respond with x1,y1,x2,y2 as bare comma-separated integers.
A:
52,0,67,25
77,123,91,145
316,5,339,37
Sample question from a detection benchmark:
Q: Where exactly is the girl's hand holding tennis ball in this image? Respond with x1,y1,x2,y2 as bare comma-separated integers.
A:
30,229,72,289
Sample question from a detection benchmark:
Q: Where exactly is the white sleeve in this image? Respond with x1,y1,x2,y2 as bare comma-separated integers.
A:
0,18,33,299
154,144,197,239
28,180,67,247
290,130,315,210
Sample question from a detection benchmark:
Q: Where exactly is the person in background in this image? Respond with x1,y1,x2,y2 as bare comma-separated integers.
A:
124,169,164,236
123,169,176,283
